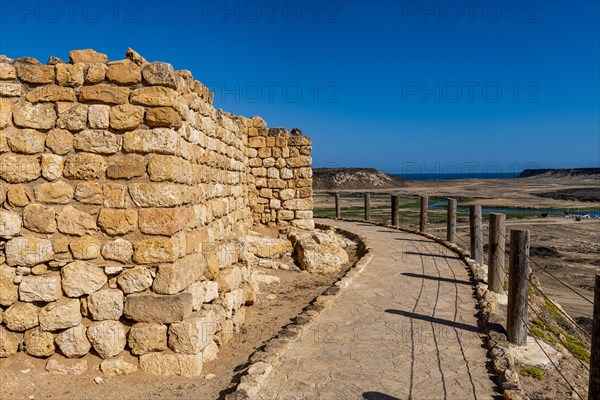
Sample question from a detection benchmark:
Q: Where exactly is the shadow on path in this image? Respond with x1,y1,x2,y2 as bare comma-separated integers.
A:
404,251,460,260
401,272,471,286
363,392,401,400
385,309,482,334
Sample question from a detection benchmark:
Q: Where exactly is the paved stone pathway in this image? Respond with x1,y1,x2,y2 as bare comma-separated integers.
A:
258,219,499,400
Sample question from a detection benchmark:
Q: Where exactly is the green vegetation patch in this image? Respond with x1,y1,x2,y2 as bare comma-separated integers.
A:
530,318,591,363
520,366,545,380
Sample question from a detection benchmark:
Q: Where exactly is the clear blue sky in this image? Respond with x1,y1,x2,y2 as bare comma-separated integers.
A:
1,0,598,174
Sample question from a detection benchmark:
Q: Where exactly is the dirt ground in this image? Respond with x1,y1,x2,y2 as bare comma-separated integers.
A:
0,235,359,400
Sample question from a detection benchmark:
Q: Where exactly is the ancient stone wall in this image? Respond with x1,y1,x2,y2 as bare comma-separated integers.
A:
0,48,312,375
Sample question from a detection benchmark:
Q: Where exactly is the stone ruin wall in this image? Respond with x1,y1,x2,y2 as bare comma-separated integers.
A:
0,48,313,375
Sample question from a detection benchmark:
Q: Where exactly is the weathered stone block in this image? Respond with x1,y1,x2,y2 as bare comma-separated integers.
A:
102,238,133,263
6,128,46,154
130,86,178,107
123,128,179,155
88,104,110,129
16,64,54,83
69,236,101,259
55,324,91,358
184,282,205,311
123,293,192,323
12,100,56,130
18,273,61,302
139,352,203,377
35,180,74,204
69,49,108,64
129,183,183,207
100,357,138,376
26,86,75,102
0,154,41,183
0,63,16,80
41,154,63,181
46,129,73,155
85,63,107,83
103,182,129,208
97,208,137,236
0,209,22,239
117,266,153,294
61,261,107,297
87,320,126,359
153,253,205,295
3,302,39,331
106,61,142,85
74,182,102,204
203,281,219,303
63,152,107,179
57,205,96,235
55,63,85,87
133,238,180,264
127,322,167,355
142,62,178,88
6,237,54,267
73,129,121,154
6,184,31,207
24,327,56,357
0,264,18,306
45,355,88,374
146,107,182,128
78,84,130,105
88,289,124,321
217,266,242,293
39,298,81,331
23,204,56,233
0,326,22,357
106,155,146,179
168,310,216,354
0,98,11,128
109,104,144,131
138,207,188,236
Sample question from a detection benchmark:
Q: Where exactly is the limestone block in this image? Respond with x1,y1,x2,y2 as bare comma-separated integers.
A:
18,273,61,302
88,289,124,321
12,100,56,129
69,49,108,64
216,266,242,293
34,180,74,204
78,84,130,105
106,155,146,179
61,261,107,297
0,326,22,357
24,327,55,357
6,128,46,153
73,129,121,154
123,128,179,155
123,293,192,323
45,355,88,374
106,61,142,85
26,86,75,102
55,324,91,358
69,236,101,260
142,62,177,88
184,281,205,311
0,63,16,80
39,298,81,331
138,207,188,235
102,239,133,264
74,182,102,204
45,129,73,155
117,266,153,294
7,184,32,206
0,154,41,183
168,310,217,354
87,320,126,359
139,352,203,377
57,205,96,235
3,302,39,331
146,107,182,128
129,183,183,207
0,98,11,128
97,208,137,236
0,264,18,306
41,154,64,181
5,237,54,267
203,281,219,303
133,238,180,264
127,322,167,355
16,64,54,83
55,63,85,87
63,152,107,179
0,209,22,239
100,357,138,375
153,253,205,295
130,86,178,107
88,104,110,129
103,182,129,208
85,63,107,84
109,104,144,131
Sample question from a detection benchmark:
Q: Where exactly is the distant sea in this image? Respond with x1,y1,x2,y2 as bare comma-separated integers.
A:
394,172,520,181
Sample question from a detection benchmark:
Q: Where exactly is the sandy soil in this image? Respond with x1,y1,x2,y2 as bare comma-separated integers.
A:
0,236,359,400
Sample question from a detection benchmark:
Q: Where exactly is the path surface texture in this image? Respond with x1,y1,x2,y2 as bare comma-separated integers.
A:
258,219,499,400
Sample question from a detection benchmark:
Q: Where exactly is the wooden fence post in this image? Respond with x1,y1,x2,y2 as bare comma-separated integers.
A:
469,205,483,266
447,198,457,243
391,195,399,227
364,193,371,222
589,274,600,400
419,196,428,233
335,193,340,219
507,229,530,346
488,213,506,294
